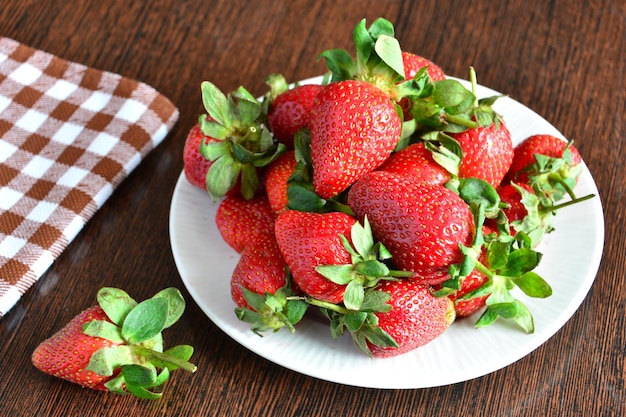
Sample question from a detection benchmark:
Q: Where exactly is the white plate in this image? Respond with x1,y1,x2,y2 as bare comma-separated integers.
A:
169,77,604,389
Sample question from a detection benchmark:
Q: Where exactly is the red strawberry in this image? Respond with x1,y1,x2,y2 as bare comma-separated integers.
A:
32,305,119,391
450,120,514,188
31,288,196,399
506,134,582,184
308,80,402,199
230,232,288,309
274,210,356,304
183,121,214,190
367,279,455,358
267,83,324,149
401,51,446,81
452,268,490,318
347,171,474,285
215,194,275,253
378,142,451,186
263,150,297,214
499,182,533,225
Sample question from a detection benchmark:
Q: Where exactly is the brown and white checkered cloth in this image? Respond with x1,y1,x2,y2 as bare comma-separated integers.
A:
0,37,179,318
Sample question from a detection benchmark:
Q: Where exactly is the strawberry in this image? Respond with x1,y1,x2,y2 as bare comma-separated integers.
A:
366,279,455,357
31,288,196,399
347,170,475,285
507,134,582,184
230,232,288,309
263,150,297,214
182,121,214,190
266,81,324,149
196,81,285,200
450,120,514,188
308,80,402,198
377,141,452,186
451,268,490,318
274,210,357,304
215,194,275,253
401,51,446,81
322,279,455,358
499,182,533,225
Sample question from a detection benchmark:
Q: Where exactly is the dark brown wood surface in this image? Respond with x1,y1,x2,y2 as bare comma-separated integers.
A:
0,1,624,416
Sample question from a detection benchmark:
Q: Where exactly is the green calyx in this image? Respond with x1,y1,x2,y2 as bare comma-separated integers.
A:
235,277,309,336
199,81,286,201
285,129,355,215
437,178,553,333
315,216,412,312
83,287,196,400
320,17,405,88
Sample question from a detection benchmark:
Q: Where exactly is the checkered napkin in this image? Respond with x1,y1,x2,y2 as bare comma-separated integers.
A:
0,37,179,318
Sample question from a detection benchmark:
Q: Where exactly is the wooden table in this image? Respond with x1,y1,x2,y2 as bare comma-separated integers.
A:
1,1,623,416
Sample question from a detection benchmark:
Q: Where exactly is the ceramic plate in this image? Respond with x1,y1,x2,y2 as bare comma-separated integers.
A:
169,78,604,389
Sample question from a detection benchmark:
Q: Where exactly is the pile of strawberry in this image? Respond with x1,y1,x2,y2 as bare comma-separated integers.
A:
183,18,593,358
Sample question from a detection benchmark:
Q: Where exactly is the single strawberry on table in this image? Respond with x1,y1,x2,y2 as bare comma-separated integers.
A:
31,287,196,399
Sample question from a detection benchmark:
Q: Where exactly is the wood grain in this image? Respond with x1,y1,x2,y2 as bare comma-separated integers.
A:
0,1,624,416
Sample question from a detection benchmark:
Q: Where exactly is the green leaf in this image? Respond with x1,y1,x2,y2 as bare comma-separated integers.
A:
486,239,511,270
319,49,355,81
97,287,137,326
160,345,195,370
232,86,262,125
353,19,374,68
122,364,157,387
499,248,542,277
199,138,230,161
206,154,241,200
374,35,405,78
125,382,162,400
122,298,169,344
344,311,367,332
239,163,259,200
199,117,230,140
433,79,475,113
82,319,125,343
512,271,552,298
343,280,365,311
86,345,133,377
287,184,326,212
316,264,355,285
361,290,392,312
367,17,395,39
152,288,185,329
201,81,233,128
458,177,501,214
361,325,398,349
354,259,390,278
490,300,535,333
285,299,309,325
350,217,373,259
475,307,499,328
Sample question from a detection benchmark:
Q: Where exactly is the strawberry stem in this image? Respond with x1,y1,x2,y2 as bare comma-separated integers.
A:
445,114,478,129
540,192,595,213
